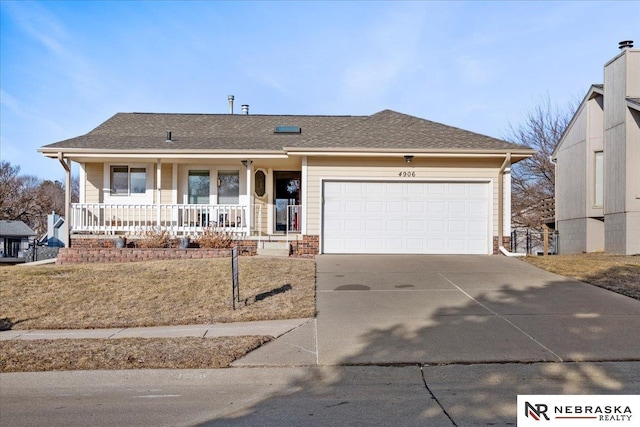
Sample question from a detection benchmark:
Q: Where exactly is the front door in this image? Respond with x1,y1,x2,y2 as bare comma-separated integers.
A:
274,171,301,232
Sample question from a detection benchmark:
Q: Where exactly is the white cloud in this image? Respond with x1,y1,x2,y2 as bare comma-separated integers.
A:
3,1,67,54
0,89,21,113
4,1,107,100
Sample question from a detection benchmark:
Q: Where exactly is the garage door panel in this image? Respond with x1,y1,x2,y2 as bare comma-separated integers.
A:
407,201,425,213
365,220,382,232
449,239,466,251
469,201,486,215
387,203,403,214
345,219,364,232
344,183,363,194
468,219,487,234
448,220,466,233
429,183,446,195
323,181,490,254
449,184,467,196
407,220,424,233
448,201,467,215
428,220,445,232
428,201,445,214
386,220,403,232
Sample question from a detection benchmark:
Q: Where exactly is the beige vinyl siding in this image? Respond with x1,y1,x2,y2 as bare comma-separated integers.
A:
161,164,173,204
306,157,501,236
85,163,104,203
253,199,269,235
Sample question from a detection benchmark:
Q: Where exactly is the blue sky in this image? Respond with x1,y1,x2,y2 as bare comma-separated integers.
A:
1,0,639,181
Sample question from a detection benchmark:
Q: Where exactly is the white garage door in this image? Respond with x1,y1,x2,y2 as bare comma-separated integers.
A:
322,181,490,254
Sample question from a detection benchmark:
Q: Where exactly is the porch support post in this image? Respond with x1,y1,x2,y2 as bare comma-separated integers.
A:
301,156,307,235
498,153,511,252
156,160,162,229
244,160,253,234
57,153,71,247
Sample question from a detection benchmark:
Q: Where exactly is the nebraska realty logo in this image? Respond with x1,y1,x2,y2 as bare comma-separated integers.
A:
517,395,638,426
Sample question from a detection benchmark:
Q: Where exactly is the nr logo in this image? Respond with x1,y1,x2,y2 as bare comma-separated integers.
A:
525,402,550,421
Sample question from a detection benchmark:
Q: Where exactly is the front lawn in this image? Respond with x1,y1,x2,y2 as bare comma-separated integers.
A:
0,257,315,372
523,253,640,300
0,257,316,330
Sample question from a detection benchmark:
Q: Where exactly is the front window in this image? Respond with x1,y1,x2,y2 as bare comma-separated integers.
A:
218,170,239,204
594,151,603,208
110,166,146,195
188,170,210,204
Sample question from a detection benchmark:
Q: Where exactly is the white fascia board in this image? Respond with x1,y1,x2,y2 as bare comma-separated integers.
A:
285,149,533,157
39,150,288,160
552,85,604,159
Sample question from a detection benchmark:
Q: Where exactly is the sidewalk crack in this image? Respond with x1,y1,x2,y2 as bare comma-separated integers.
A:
420,365,457,426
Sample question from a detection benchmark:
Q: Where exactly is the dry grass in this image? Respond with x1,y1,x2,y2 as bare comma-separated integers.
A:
0,257,315,330
523,253,640,300
0,336,271,372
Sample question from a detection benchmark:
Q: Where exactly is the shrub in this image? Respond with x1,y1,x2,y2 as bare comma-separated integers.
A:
195,229,233,248
134,229,171,248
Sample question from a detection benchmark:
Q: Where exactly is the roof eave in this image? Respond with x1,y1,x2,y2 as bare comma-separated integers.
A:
38,147,289,159
551,84,604,159
285,147,534,157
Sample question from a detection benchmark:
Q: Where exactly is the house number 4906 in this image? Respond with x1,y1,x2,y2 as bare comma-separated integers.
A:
398,171,416,177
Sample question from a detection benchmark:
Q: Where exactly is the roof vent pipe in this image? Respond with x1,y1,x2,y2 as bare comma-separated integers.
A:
241,104,249,115
166,131,172,142
228,95,234,114
619,40,634,50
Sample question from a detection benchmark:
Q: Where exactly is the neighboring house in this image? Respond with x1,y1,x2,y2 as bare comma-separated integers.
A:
38,108,533,255
38,212,67,247
0,220,36,259
552,43,640,255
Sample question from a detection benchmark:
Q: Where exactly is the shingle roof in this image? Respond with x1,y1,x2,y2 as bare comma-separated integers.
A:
289,110,520,151
0,220,36,237
627,97,640,110
41,109,526,152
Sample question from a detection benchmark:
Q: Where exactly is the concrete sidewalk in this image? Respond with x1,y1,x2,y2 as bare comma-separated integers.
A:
0,318,312,341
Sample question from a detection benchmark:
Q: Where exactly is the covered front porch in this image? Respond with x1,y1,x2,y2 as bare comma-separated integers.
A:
48,145,306,245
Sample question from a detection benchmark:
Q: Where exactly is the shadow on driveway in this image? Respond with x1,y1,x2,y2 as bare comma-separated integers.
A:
201,255,640,425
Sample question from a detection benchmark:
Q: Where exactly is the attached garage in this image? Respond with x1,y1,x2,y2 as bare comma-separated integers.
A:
322,181,491,254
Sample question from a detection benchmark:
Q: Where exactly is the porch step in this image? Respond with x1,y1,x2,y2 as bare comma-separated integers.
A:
257,241,290,257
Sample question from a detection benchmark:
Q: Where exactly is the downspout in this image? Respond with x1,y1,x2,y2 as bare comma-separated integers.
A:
498,153,524,257
58,153,71,247
550,156,558,232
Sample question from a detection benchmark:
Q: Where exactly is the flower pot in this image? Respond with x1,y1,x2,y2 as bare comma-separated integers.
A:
179,237,191,249
114,237,126,248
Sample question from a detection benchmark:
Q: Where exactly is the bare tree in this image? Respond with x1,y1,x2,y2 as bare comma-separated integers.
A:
505,96,576,228
0,160,77,235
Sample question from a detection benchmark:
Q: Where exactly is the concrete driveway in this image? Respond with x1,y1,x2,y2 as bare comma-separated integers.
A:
315,255,640,365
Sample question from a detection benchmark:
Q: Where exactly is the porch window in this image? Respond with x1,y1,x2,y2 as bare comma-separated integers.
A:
188,170,210,204
110,166,146,195
218,170,239,204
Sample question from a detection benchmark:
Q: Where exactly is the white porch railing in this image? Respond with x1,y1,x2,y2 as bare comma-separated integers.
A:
70,203,257,236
